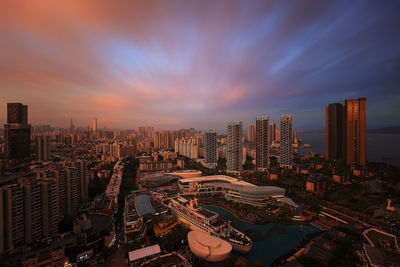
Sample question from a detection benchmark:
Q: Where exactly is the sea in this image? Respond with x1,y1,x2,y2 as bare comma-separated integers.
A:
297,133,400,167
204,205,319,266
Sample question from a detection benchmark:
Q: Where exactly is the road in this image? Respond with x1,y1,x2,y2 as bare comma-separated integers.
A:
321,202,400,236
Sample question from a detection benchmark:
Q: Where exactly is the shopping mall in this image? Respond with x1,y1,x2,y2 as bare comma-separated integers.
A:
178,175,298,208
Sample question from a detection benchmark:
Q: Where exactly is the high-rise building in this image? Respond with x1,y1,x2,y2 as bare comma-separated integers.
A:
248,124,255,142
161,131,172,149
325,97,366,166
280,115,293,168
93,117,97,138
37,160,88,218
2,184,24,251
256,116,269,170
175,138,198,159
325,103,346,161
69,119,74,134
154,131,162,149
227,121,243,172
0,177,59,252
204,130,217,166
34,135,50,162
345,97,366,166
7,103,28,124
4,103,31,161
268,123,277,145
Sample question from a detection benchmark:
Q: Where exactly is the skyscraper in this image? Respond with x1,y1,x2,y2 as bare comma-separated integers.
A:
7,103,27,124
204,130,217,166
247,124,255,142
256,116,269,170
268,123,277,145
34,135,50,162
345,97,366,166
325,97,366,166
325,103,346,161
0,177,59,252
93,117,97,138
69,119,74,134
4,103,31,161
154,131,162,149
280,115,293,168
161,131,171,149
227,121,243,172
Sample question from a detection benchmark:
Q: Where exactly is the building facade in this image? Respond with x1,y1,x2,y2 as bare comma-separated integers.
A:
204,130,217,166
325,97,366,166
178,175,295,208
34,135,50,161
4,103,31,161
0,177,59,253
280,115,293,168
325,103,346,161
93,117,98,138
345,97,366,166
154,132,162,149
256,116,269,170
268,123,277,145
227,121,243,172
247,124,255,142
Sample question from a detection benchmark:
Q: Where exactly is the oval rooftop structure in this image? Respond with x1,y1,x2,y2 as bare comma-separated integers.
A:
166,169,202,178
188,231,232,262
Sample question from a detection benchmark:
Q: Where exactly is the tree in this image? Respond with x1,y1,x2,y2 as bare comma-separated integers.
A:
243,158,255,170
269,156,278,168
58,216,73,233
217,158,227,169
88,175,106,199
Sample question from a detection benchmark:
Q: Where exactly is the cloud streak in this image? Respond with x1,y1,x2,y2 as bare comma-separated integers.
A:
0,0,399,130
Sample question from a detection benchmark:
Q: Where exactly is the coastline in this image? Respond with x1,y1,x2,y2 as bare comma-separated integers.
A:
269,230,325,267
202,202,321,266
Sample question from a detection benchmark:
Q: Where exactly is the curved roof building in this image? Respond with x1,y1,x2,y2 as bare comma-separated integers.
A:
142,173,181,188
188,231,232,262
167,169,202,178
179,175,294,208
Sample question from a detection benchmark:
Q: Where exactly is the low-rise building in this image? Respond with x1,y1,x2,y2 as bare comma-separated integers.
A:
306,174,327,193
139,160,173,172
295,164,311,175
332,172,349,184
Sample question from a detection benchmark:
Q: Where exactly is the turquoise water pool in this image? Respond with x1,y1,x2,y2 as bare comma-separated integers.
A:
203,205,319,266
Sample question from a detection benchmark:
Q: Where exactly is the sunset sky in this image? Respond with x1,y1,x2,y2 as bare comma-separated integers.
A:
1,0,399,130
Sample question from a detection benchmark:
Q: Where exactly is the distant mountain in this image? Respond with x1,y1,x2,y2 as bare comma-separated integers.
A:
367,126,400,134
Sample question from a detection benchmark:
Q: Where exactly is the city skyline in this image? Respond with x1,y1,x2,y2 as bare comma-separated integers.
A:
1,1,400,130
1,2,400,266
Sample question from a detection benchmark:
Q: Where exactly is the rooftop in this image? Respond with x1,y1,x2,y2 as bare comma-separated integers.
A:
204,182,285,195
168,169,202,173
128,245,161,262
179,175,255,186
135,194,155,217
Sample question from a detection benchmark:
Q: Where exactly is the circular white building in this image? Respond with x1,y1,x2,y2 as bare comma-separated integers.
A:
188,231,232,262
